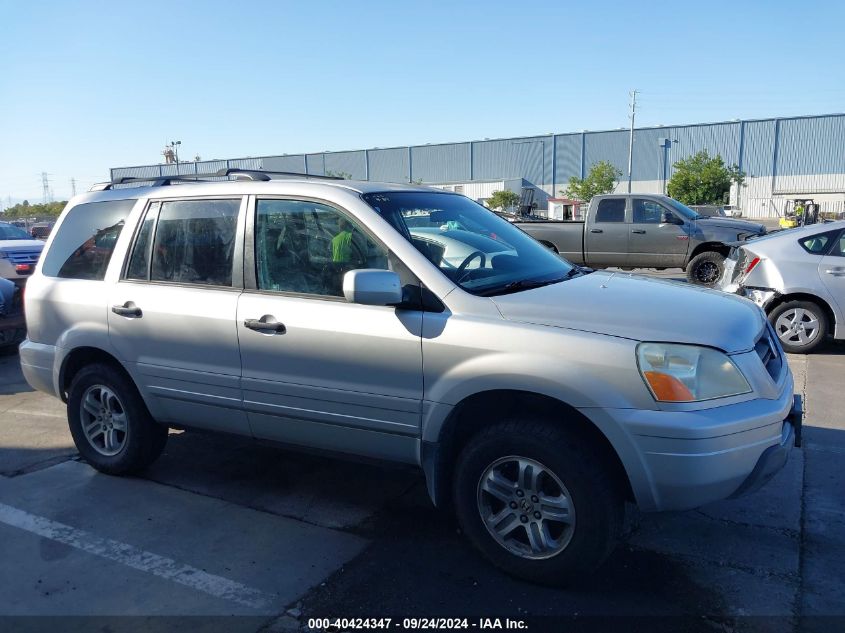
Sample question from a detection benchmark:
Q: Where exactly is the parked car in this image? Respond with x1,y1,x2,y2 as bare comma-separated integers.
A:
0,221,45,284
511,194,766,286
689,204,727,218
718,220,845,353
0,277,25,353
30,221,55,240
21,173,800,585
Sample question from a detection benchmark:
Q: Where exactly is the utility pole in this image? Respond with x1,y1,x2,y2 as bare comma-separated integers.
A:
71,178,77,197
627,89,637,194
41,172,51,204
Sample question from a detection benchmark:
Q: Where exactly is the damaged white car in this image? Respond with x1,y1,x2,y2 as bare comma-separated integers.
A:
719,221,845,353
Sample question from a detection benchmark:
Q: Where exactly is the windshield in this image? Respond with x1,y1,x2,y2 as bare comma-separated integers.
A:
664,198,702,220
0,222,33,241
362,191,575,295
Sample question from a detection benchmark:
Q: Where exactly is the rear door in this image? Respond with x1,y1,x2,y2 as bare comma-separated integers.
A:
628,198,689,267
108,197,249,435
584,197,628,267
818,229,845,323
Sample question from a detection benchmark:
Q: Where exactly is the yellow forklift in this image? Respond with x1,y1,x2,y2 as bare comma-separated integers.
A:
779,198,818,229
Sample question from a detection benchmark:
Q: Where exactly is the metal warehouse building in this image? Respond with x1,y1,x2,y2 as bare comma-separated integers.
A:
111,113,845,219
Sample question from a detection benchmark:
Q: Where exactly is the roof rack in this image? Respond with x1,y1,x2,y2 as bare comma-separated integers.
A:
89,168,344,191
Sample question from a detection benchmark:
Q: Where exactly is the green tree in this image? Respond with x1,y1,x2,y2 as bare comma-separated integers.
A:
562,161,621,201
487,190,520,212
667,150,745,205
325,170,352,180
1,200,66,219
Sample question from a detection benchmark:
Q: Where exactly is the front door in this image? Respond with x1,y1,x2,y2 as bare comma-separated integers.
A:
818,229,845,322
628,198,690,267
584,197,629,267
108,197,249,435
237,197,424,463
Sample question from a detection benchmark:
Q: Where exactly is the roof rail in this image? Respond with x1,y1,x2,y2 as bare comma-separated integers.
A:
89,168,344,191
216,168,344,181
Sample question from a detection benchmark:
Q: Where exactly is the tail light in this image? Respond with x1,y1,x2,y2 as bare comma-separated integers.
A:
743,256,761,276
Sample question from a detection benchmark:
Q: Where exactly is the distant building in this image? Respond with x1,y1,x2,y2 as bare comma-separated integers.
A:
112,113,845,218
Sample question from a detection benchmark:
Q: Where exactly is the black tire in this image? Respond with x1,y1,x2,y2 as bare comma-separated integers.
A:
768,300,828,354
686,251,725,286
67,363,168,475
453,418,624,586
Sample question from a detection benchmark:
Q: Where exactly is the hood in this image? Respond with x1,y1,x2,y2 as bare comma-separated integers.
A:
695,216,766,235
490,271,765,354
0,239,44,252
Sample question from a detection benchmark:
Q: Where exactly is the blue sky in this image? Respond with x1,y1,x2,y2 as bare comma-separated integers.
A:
1,0,843,203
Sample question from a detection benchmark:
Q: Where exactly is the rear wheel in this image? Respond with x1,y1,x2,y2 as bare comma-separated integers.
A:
453,418,623,586
769,300,828,354
686,251,725,286
67,363,168,474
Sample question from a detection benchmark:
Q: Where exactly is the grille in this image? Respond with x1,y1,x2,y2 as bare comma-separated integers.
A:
755,325,782,382
5,250,41,265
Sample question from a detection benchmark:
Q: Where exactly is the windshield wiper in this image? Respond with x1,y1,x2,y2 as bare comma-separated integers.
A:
479,273,572,297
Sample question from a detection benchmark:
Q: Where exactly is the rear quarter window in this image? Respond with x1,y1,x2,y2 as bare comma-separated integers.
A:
798,230,840,255
41,200,137,279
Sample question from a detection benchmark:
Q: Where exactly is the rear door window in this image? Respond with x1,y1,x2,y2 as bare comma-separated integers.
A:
147,199,241,287
595,199,626,223
42,200,137,280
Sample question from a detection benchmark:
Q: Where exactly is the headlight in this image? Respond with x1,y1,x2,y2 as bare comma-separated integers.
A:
637,343,751,402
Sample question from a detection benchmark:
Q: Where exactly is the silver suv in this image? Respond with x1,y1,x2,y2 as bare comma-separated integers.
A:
20,171,801,584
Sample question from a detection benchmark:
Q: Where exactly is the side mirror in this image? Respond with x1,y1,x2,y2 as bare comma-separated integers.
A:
663,211,682,225
343,269,402,306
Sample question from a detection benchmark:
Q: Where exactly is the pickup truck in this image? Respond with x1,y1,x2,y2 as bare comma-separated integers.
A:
511,194,766,285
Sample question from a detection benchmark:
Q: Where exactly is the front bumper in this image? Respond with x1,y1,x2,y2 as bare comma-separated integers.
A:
583,373,798,512
0,312,26,348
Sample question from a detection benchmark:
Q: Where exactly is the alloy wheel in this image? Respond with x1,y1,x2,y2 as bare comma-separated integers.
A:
80,385,128,456
775,307,820,348
476,455,576,560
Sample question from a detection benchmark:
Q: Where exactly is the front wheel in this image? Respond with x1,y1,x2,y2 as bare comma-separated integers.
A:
453,419,623,586
769,300,828,354
686,251,725,286
67,363,168,474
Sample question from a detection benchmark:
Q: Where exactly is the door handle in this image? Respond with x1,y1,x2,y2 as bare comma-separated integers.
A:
825,269,845,276
112,303,142,318
244,318,286,334
590,228,604,234
631,229,646,234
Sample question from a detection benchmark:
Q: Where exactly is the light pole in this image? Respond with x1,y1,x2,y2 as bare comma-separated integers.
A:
170,141,182,167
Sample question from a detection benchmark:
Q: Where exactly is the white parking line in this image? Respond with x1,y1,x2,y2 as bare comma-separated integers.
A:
0,502,273,610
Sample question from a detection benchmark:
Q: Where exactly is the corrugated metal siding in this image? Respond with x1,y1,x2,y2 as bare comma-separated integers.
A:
306,154,325,175
631,127,667,182
554,134,581,187
263,155,308,173
777,115,845,176
324,150,367,180
108,115,845,206
472,136,552,184
583,130,628,175
410,143,471,183
666,122,740,179
368,148,409,183
740,120,776,178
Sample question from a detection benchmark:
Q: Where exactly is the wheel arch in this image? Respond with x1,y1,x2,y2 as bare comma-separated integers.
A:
687,242,730,265
59,346,129,402
422,389,635,511
767,292,838,335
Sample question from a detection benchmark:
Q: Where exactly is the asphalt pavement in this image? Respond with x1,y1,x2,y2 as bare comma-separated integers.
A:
0,291,843,632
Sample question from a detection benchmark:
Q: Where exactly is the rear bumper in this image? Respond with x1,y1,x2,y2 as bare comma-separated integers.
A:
18,339,58,396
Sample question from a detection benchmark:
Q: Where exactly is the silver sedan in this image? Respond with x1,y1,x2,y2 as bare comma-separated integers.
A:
719,221,845,353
